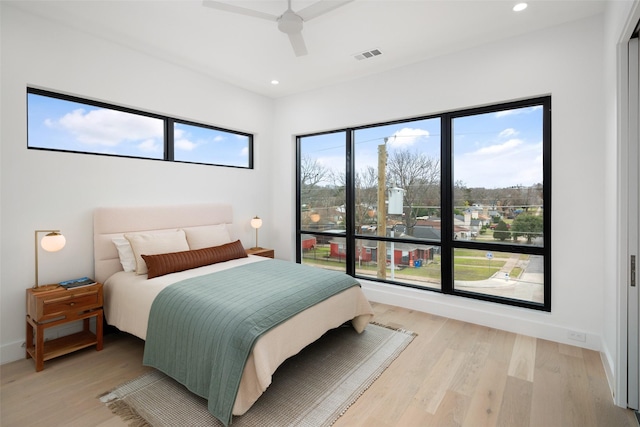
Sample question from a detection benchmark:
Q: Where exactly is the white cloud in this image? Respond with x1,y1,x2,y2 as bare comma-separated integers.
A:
473,139,523,156
494,105,542,118
175,138,198,151
499,128,518,138
56,108,163,146
455,140,542,188
137,139,161,153
240,146,248,156
387,127,429,148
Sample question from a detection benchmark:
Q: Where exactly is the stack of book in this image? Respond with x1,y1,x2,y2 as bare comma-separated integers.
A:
59,277,96,289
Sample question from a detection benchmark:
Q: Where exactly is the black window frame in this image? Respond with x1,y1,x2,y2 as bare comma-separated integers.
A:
296,96,551,312
26,87,254,169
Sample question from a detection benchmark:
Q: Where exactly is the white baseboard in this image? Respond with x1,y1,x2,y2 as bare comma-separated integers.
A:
1,319,94,365
600,347,618,403
0,339,27,366
360,280,603,352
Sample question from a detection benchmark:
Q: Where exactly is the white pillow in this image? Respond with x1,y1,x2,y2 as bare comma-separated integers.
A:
183,224,232,250
112,237,136,272
125,230,189,275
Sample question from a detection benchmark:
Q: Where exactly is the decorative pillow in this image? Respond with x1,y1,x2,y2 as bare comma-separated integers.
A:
125,230,190,275
183,224,232,250
142,240,248,279
112,237,136,272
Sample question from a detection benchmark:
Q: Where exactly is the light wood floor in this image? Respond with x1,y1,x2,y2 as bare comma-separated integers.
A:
1,302,638,427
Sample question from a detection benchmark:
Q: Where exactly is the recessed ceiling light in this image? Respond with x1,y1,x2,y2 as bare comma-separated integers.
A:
513,3,527,12
271,80,279,85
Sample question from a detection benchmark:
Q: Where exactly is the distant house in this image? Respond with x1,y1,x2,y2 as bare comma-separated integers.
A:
412,225,441,240
300,234,316,250
414,217,471,240
329,236,436,266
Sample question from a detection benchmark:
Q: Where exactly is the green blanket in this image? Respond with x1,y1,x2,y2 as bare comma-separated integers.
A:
142,259,360,426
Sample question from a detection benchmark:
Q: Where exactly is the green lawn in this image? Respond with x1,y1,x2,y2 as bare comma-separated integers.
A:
454,265,501,281
301,245,525,283
454,257,506,268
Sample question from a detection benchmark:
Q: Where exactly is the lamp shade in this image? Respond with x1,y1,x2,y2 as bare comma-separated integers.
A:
41,232,66,252
250,216,263,229
34,229,66,290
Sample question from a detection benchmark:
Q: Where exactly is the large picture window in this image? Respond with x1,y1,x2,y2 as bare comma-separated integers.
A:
297,97,551,311
27,88,253,168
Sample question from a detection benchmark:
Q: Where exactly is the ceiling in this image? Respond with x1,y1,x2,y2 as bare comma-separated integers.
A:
10,0,607,98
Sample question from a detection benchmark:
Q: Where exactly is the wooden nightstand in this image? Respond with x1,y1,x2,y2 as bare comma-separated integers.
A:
246,247,275,258
26,283,104,371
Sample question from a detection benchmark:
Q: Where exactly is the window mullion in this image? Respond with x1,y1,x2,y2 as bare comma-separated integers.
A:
345,130,355,276
166,118,174,161
295,136,302,263
441,114,453,294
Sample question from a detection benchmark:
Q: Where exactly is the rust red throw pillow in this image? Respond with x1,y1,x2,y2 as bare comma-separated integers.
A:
141,239,248,279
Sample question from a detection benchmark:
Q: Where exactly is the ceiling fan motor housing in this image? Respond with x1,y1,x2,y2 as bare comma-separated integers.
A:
278,11,303,34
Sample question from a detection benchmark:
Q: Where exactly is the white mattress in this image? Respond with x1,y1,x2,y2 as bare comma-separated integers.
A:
103,255,374,415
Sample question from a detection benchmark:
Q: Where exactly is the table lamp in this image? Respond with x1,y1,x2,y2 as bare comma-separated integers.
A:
34,230,66,290
250,216,262,249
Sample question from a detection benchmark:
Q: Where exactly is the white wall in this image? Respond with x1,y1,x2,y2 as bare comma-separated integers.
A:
272,16,609,354
0,5,275,363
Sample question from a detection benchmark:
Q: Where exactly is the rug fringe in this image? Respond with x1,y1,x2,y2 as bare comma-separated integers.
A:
107,398,151,427
371,321,417,336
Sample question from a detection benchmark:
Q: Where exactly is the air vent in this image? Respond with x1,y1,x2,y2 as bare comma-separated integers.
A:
354,48,383,61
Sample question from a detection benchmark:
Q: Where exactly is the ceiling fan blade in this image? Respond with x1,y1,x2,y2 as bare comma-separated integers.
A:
202,1,278,21
297,0,354,21
288,32,308,57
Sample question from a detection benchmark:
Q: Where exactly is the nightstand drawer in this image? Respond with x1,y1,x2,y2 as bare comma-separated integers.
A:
27,284,103,322
42,291,100,318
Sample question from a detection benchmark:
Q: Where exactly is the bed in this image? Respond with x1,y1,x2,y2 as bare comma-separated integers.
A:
93,203,374,426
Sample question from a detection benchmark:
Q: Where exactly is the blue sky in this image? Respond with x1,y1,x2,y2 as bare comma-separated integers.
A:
301,105,543,189
453,106,543,189
28,93,250,166
173,122,249,167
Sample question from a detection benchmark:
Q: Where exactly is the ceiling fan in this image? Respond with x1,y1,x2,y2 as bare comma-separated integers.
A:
202,0,354,57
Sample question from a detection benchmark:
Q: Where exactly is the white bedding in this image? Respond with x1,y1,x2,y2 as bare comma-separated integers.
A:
104,255,267,340
104,254,374,415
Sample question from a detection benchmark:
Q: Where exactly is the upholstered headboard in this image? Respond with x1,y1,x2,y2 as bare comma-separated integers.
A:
93,203,233,284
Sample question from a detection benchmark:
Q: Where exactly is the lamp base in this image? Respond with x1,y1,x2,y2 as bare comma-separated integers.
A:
249,246,263,250
32,284,61,292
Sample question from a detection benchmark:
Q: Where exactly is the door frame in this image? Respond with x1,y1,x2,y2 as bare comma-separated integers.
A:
617,5,640,410
627,35,639,412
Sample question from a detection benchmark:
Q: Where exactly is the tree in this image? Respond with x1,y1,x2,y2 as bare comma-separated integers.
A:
300,155,329,190
299,155,337,225
354,166,379,227
453,180,470,209
511,214,543,244
493,220,511,241
386,149,440,234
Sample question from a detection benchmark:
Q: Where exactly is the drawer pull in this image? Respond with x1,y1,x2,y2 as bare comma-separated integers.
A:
70,302,75,306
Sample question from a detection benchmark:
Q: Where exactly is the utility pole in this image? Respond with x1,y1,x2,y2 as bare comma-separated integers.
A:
377,141,387,279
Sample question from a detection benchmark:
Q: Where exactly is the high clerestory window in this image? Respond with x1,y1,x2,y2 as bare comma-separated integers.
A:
296,96,551,311
27,88,253,168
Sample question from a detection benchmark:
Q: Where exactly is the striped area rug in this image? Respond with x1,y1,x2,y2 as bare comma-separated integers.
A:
100,323,415,427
